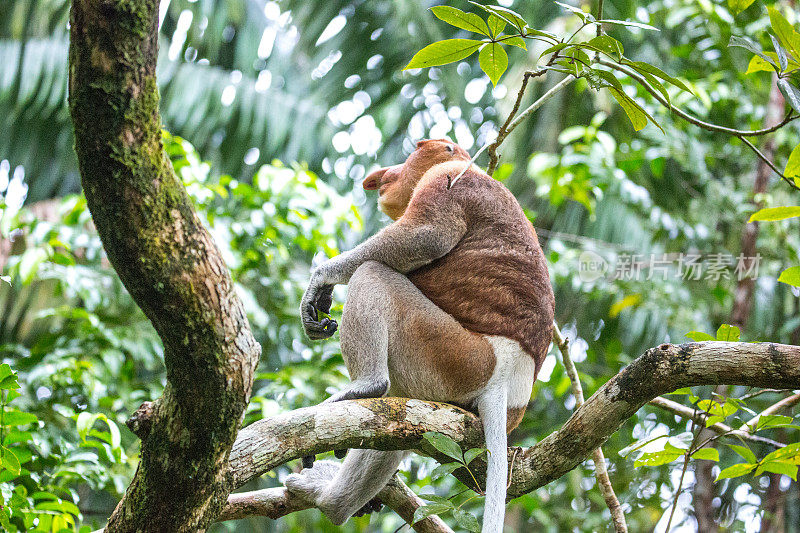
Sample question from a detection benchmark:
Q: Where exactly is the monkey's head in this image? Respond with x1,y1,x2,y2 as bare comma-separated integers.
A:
363,139,470,220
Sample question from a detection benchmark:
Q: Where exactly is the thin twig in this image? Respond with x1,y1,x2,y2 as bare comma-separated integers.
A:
740,392,800,433
487,75,576,175
664,415,702,533
598,58,800,192
553,323,628,533
649,396,785,448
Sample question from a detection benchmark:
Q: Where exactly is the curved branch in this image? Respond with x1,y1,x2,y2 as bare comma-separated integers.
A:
219,477,454,533
68,0,260,530
219,341,800,523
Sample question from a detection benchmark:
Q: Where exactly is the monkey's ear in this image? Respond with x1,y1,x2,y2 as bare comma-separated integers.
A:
416,139,433,148
363,167,386,190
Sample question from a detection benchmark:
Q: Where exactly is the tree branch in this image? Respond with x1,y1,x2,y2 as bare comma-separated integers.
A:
649,396,785,448
217,341,800,523
219,476,454,533
553,324,627,533
68,0,260,529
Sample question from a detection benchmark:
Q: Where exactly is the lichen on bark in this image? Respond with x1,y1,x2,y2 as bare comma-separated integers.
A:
68,0,261,530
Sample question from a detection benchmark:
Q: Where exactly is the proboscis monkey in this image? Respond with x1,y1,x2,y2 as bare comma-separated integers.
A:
285,139,555,533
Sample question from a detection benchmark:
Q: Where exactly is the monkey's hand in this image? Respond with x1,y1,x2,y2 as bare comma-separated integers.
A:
301,270,338,340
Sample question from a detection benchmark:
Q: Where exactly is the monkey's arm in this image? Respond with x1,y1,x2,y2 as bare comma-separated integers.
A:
301,182,467,339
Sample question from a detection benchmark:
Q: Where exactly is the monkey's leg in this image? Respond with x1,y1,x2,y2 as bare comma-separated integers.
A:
285,450,409,525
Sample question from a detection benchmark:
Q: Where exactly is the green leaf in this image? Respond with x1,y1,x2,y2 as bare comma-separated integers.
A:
762,442,800,464
463,448,486,465
586,35,623,59
728,0,756,15
479,42,509,86
487,15,506,38
76,412,100,441
502,36,527,50
404,39,483,69
716,462,756,480
729,36,777,67
430,462,461,481
691,448,720,462
423,432,464,462
785,144,800,178
1,410,38,427
554,1,590,22
622,60,693,94
715,324,740,342
771,35,789,71
756,461,798,480
746,55,779,74
430,6,490,36
778,78,800,115
755,414,795,431
748,206,800,222
634,443,686,467
469,3,528,32
453,508,482,533
768,7,800,63
727,444,757,464
0,375,20,391
413,503,453,524
0,447,20,476
685,331,715,341
596,19,659,31
618,435,668,457
608,88,656,132
778,266,800,287
419,494,452,504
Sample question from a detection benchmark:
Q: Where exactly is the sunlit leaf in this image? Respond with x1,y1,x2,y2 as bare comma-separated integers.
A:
479,42,509,86
430,6,490,36
685,331,715,341
785,144,800,178
778,266,800,287
691,448,719,462
715,324,740,341
469,2,528,32
728,0,756,15
609,294,641,317
404,39,483,69
771,35,789,71
716,462,756,480
748,206,800,222
596,19,659,31
768,7,800,63
487,15,506,38
727,444,757,464
756,461,798,479
502,36,527,49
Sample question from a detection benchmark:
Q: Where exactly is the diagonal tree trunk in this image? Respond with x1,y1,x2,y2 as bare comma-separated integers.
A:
68,0,261,530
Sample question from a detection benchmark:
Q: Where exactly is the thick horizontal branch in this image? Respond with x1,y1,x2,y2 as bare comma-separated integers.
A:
220,342,800,523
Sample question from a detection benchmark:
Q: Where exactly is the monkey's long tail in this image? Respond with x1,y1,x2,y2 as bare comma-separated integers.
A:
477,386,508,533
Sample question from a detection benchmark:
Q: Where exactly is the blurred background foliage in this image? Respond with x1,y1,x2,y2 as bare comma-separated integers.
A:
0,0,799,531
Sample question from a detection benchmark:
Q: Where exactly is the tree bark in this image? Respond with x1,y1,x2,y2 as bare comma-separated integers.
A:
68,0,261,530
219,342,800,522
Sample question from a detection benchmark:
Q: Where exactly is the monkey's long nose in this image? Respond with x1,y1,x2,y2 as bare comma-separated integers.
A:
363,167,387,190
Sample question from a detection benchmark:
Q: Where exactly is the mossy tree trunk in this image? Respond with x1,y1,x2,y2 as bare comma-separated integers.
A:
68,0,261,530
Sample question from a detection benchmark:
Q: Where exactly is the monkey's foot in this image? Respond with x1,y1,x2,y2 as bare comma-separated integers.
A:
285,460,340,509
353,497,383,517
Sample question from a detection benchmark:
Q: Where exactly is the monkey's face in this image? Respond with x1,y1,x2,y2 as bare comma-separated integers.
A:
363,139,470,220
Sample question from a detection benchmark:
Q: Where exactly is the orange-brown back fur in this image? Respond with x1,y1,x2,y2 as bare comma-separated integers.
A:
366,140,555,374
